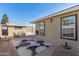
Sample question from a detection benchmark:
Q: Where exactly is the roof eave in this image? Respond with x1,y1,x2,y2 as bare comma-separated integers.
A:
32,5,79,23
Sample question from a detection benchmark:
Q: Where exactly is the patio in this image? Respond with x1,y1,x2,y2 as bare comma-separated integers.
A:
0,36,78,56
36,45,79,56
10,36,79,56
0,40,18,56
10,36,53,56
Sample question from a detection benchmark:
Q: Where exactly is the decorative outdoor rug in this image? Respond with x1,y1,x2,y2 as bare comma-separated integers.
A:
11,38,53,56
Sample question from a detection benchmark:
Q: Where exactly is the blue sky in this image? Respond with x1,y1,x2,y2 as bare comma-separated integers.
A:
0,3,78,25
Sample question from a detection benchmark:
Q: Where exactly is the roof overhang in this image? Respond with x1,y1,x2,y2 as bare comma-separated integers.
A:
32,5,79,23
2,24,26,27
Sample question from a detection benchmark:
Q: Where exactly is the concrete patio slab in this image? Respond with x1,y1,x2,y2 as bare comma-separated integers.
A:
0,40,18,56
36,45,79,56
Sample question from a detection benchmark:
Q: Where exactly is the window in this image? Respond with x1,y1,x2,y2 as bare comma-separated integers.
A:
2,26,8,35
61,15,77,40
39,21,45,36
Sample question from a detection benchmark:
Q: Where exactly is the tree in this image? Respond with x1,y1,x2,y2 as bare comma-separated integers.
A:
1,14,9,24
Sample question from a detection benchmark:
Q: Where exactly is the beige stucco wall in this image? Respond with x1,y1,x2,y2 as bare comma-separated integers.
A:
0,24,35,39
8,26,27,38
35,10,79,47
8,26,15,37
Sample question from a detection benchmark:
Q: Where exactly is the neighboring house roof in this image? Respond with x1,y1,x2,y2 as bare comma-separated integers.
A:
32,5,79,23
2,23,26,27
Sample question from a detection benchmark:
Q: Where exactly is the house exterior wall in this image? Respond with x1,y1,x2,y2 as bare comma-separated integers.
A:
8,26,15,38
0,24,2,37
35,10,79,47
8,26,27,38
0,24,35,39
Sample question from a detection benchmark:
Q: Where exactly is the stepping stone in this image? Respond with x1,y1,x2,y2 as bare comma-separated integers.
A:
35,46,47,53
43,42,52,46
17,47,26,56
30,41,39,46
25,49,33,56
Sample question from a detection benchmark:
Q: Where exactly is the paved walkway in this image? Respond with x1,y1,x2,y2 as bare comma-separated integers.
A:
0,36,79,56
36,45,79,56
0,40,18,56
